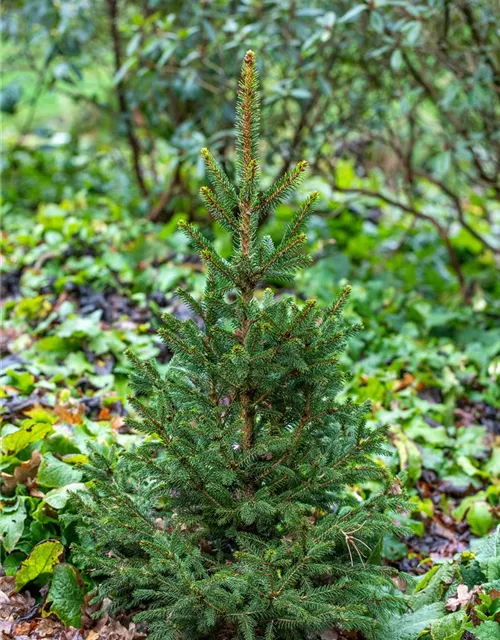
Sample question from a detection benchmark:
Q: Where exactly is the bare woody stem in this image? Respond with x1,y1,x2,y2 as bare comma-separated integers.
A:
106,0,149,198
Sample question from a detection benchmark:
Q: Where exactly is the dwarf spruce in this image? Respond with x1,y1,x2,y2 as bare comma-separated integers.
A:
74,51,406,639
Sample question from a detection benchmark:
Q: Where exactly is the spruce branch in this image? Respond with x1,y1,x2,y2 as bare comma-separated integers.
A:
326,285,352,319
280,191,320,247
201,147,238,211
259,233,308,275
254,160,308,219
282,298,317,338
175,287,205,320
236,50,260,184
200,186,238,233
179,220,237,284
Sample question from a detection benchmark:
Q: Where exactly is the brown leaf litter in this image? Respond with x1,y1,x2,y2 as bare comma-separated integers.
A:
0,577,145,639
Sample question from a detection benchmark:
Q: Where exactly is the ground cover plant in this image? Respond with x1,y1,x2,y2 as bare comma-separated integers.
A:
376,526,500,640
1,153,498,637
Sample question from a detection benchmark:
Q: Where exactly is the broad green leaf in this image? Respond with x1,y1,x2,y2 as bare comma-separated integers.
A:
404,21,422,46
113,58,136,85
2,552,25,576
470,621,500,640
334,159,355,189
290,87,313,99
15,540,64,591
454,493,486,522
57,311,102,339
457,455,481,478
430,610,466,640
37,453,83,488
5,370,35,394
23,407,56,424
126,32,141,57
434,151,451,178
0,498,27,552
45,564,85,628
1,421,54,456
413,563,457,609
43,483,86,509
36,204,65,231
62,454,88,465
485,557,500,582
467,501,494,537
414,564,440,593
390,49,403,71
485,449,500,475
474,526,499,565
374,603,446,640
370,11,384,34
339,4,366,23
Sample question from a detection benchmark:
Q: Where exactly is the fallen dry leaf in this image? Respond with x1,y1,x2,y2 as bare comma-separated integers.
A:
96,407,111,421
0,576,144,639
110,415,124,431
392,372,415,392
446,584,482,612
54,402,85,426
1,450,42,496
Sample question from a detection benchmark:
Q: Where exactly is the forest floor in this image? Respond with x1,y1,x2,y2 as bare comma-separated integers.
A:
1,187,498,637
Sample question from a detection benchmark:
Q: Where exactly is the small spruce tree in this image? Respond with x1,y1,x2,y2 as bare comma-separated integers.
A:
74,51,406,639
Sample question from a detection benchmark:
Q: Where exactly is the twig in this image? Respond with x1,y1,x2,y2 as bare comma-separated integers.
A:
106,0,149,198
334,184,469,301
148,162,182,221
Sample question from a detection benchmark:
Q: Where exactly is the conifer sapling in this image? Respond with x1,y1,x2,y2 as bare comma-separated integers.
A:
73,51,406,640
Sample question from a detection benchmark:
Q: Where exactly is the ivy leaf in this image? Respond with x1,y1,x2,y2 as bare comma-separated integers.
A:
1,421,54,456
0,498,27,552
45,563,85,628
15,539,64,591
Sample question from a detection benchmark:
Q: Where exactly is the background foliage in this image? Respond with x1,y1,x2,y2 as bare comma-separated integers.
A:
1,0,499,637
